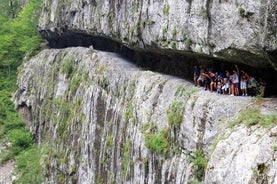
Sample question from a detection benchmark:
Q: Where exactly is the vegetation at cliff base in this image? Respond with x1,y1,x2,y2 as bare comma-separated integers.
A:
14,146,43,184
0,0,43,182
0,71,30,163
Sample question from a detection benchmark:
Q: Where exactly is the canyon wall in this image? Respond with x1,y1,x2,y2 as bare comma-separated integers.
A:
38,0,277,69
14,47,277,183
12,0,277,183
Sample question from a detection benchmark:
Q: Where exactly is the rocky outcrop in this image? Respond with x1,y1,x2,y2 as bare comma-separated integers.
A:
14,47,277,183
38,0,277,69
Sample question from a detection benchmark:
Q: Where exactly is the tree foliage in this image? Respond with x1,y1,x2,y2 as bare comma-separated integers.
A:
0,0,42,166
0,0,43,71
14,146,43,184
0,0,44,182
0,0,23,19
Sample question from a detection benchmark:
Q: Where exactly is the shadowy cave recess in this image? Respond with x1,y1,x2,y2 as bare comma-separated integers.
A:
40,31,277,97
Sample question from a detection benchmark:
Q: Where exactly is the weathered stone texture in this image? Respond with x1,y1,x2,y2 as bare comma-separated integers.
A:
14,47,277,183
39,0,277,68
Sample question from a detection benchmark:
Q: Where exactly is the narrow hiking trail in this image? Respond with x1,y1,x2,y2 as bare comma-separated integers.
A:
0,160,14,184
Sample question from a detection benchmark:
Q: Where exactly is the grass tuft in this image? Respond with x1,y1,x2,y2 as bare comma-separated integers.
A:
230,107,277,128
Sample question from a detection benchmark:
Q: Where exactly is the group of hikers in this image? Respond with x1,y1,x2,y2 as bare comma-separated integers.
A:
193,65,265,96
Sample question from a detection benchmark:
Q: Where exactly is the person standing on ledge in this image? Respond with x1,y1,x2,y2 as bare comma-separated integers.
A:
240,70,249,96
193,65,200,86
232,65,240,96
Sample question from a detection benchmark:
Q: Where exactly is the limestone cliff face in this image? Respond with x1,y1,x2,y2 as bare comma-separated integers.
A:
38,0,277,69
14,47,277,183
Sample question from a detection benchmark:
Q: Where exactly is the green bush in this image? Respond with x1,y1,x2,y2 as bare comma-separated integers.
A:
237,6,245,16
1,129,33,162
61,58,74,78
260,115,277,127
163,4,170,16
273,143,277,151
236,108,261,126
230,107,277,128
191,149,207,181
70,75,82,94
3,115,25,133
167,101,183,129
6,129,33,149
162,27,167,35
144,128,170,156
57,120,68,136
122,140,131,177
124,102,134,121
172,27,177,37
174,85,197,97
55,100,70,136
99,77,109,90
14,147,43,184
142,122,157,133
105,135,113,148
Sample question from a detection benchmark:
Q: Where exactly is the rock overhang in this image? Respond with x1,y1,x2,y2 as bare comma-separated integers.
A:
38,0,277,70
40,30,277,97
39,28,277,69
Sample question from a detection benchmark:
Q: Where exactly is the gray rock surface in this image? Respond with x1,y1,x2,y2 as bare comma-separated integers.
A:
38,0,277,69
14,47,277,183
